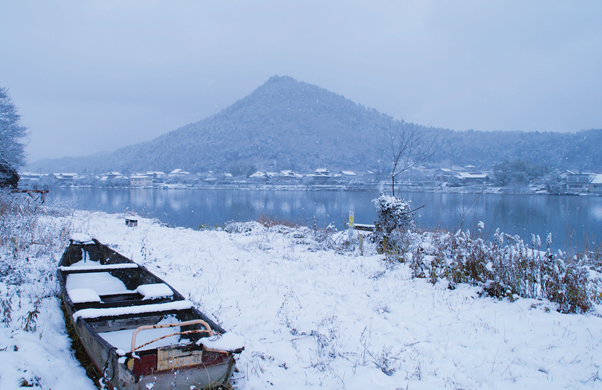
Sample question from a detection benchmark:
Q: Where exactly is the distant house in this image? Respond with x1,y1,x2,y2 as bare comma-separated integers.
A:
249,171,267,181
130,175,153,187
589,174,602,194
279,170,301,181
167,169,193,184
106,172,122,180
453,172,490,185
334,171,357,183
169,169,190,177
146,171,166,179
434,168,453,183
75,173,99,186
312,168,331,184
563,171,594,193
280,170,293,179
55,173,77,184
16,172,42,187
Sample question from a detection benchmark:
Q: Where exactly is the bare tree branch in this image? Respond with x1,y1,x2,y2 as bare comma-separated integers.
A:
387,118,438,196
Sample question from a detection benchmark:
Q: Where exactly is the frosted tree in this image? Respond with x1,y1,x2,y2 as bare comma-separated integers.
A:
0,88,28,179
372,194,415,253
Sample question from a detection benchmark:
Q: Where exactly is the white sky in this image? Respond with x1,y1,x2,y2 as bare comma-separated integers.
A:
1,0,601,161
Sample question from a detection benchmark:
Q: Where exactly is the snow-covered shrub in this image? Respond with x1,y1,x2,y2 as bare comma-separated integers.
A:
0,191,80,388
0,190,72,327
585,246,602,273
421,226,601,313
0,190,71,261
409,244,426,278
309,217,338,251
224,221,262,234
371,194,415,256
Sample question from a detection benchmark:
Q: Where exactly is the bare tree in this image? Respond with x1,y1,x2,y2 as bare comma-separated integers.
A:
387,119,438,196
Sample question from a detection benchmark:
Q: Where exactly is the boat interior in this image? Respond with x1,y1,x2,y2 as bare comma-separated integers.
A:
59,240,223,354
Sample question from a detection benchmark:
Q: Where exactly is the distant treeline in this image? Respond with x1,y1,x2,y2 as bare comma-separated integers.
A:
433,128,600,172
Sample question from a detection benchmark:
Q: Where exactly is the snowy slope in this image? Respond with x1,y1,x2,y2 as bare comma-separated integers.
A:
1,211,601,389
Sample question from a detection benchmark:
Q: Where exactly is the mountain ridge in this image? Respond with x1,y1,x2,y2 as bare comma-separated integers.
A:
26,76,601,174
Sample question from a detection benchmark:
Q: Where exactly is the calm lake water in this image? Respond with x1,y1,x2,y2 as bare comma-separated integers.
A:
47,187,602,252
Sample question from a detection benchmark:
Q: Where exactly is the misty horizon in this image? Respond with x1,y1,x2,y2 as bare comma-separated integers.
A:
1,1,601,162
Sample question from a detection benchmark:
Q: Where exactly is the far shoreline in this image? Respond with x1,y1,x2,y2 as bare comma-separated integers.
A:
30,182,599,196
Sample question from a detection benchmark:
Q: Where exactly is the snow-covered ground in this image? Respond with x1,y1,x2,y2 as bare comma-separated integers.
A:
1,210,602,389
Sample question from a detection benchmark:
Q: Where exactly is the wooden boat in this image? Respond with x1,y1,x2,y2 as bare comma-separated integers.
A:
57,234,243,389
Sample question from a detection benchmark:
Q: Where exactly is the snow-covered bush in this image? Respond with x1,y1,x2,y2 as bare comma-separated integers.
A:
416,226,602,313
0,189,72,324
309,217,338,251
224,221,262,234
225,216,341,253
371,194,415,256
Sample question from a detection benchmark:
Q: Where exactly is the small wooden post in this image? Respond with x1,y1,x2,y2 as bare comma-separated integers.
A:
348,210,354,245
359,234,364,256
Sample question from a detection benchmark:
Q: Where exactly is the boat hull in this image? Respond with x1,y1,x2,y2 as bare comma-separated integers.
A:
58,238,240,389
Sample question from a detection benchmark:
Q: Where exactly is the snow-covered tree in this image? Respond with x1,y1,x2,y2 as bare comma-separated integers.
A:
372,194,415,252
0,88,27,186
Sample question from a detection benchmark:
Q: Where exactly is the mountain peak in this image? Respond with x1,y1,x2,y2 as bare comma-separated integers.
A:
265,75,297,84
254,75,315,95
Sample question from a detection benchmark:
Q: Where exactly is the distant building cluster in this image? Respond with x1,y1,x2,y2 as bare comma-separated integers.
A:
548,171,602,194
18,168,368,189
15,166,602,195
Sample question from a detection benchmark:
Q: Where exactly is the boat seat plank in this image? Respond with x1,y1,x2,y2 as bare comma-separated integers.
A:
59,263,139,273
68,288,102,304
137,283,174,300
73,300,194,320
73,295,176,311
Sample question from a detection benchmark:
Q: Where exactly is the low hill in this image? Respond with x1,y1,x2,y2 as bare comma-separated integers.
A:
27,76,601,174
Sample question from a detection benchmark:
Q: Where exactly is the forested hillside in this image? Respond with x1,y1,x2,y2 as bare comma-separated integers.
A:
27,76,601,174
436,129,601,171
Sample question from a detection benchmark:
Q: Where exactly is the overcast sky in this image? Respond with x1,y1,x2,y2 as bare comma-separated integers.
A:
1,1,601,162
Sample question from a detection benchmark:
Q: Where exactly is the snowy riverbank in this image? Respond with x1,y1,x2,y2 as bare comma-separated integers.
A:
1,210,602,389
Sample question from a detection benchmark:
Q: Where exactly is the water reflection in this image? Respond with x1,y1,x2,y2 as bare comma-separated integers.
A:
46,188,601,252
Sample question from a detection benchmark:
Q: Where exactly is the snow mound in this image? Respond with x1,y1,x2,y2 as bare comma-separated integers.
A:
68,288,101,304
199,332,245,352
66,272,128,295
136,283,174,300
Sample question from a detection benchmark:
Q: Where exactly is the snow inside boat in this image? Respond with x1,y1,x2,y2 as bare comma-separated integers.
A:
58,234,243,389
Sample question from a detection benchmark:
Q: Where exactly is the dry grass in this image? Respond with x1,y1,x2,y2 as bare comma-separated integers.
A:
257,213,300,228
400,228,602,313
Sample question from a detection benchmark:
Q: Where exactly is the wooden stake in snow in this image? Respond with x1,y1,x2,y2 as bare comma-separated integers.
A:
348,210,354,245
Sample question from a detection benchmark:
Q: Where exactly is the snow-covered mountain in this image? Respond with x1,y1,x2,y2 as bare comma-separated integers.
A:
27,76,601,174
